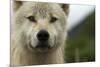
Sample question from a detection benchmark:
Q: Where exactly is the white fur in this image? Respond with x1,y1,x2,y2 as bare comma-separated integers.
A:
11,1,69,66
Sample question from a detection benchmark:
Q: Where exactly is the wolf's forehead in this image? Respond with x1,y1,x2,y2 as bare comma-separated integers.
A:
31,3,52,18
34,3,51,9
23,2,61,18
33,3,52,13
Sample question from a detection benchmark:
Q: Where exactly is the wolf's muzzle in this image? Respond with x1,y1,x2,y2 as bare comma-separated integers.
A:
36,29,50,48
37,29,49,42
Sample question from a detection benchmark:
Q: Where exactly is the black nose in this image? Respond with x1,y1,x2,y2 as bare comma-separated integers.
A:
37,30,49,41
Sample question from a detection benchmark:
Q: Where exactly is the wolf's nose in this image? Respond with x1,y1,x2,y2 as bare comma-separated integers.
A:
37,30,49,41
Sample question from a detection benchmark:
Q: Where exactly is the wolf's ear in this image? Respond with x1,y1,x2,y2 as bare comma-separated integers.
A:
12,1,23,12
60,4,69,15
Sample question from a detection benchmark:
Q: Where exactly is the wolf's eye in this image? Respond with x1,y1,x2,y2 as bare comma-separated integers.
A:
27,16,36,22
50,17,57,23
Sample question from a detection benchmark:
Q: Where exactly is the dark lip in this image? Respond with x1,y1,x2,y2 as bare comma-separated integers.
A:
36,41,51,49
29,41,51,50
29,43,34,49
36,44,51,49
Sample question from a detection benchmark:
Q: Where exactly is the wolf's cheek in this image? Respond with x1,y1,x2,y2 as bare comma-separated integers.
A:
49,22,65,46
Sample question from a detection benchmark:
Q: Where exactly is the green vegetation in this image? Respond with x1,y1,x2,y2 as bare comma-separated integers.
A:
65,10,95,63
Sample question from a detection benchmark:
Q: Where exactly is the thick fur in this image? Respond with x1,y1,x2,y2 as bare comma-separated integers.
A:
11,1,69,66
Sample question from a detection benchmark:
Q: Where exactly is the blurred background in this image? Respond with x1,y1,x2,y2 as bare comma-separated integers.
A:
65,4,95,63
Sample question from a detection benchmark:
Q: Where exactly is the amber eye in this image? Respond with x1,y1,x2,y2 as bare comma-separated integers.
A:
27,16,36,22
50,17,57,23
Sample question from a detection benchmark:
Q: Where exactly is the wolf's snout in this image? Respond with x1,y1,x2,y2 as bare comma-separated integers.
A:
37,30,49,42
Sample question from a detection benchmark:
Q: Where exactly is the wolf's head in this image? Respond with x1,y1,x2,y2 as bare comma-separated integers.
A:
12,1,69,53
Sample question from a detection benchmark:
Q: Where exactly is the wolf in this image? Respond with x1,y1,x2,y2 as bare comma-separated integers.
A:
11,1,69,66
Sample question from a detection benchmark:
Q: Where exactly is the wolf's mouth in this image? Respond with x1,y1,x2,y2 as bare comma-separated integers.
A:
29,41,52,51
36,41,51,49
29,42,34,49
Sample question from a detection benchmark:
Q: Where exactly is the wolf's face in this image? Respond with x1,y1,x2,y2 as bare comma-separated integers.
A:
13,1,69,52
